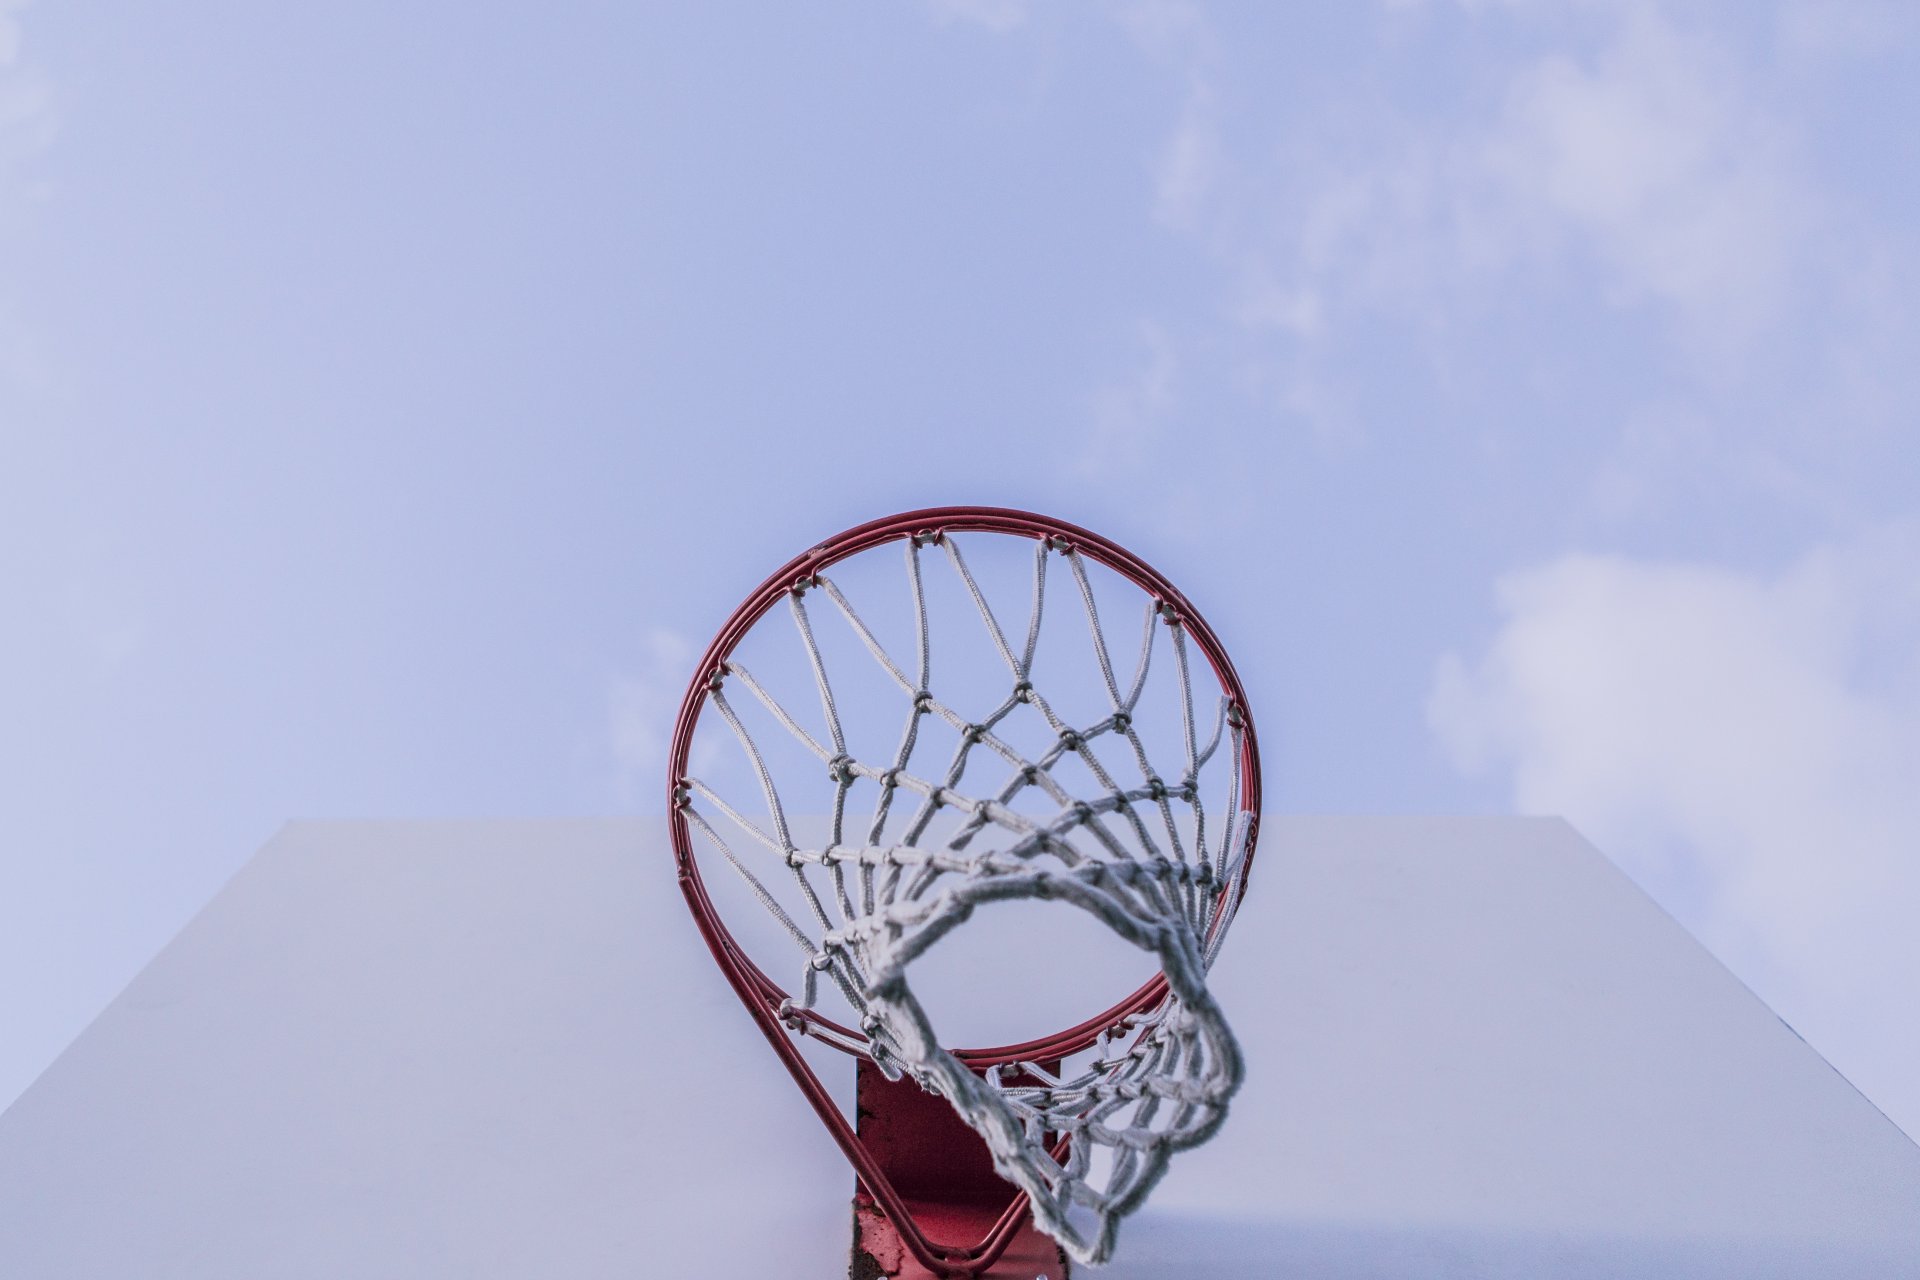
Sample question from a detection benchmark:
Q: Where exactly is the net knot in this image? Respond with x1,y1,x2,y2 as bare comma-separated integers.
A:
913,689,934,713
1013,679,1034,703
1146,776,1168,801
1058,728,1082,750
826,753,855,784
1110,709,1132,733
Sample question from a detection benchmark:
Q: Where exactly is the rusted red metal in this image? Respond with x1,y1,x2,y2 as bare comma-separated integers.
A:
668,507,1261,1277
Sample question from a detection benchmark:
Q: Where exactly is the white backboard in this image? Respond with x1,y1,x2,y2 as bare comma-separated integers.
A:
2,816,1915,1277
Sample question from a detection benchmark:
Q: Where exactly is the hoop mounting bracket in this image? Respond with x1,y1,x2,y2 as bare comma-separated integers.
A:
851,1059,1069,1280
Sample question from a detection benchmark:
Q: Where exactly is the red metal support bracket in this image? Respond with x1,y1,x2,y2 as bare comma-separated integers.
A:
851,1059,1068,1280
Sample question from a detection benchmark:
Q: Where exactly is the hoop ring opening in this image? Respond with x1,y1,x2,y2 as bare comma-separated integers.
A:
668,505,1262,1067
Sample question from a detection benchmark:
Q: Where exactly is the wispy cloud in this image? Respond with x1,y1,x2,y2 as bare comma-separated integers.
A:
1139,3,1825,362
1101,0,1920,529
925,0,1032,35
1430,526,1920,1137
609,626,696,808
0,0,51,396
1776,0,1919,61
61,578,147,671
0,0,51,191
1484,6,1811,350
1080,319,1178,479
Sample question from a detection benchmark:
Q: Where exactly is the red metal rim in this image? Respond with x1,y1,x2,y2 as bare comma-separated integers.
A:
668,505,1263,1067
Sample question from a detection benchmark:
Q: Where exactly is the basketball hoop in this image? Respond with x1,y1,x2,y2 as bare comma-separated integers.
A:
668,507,1261,1276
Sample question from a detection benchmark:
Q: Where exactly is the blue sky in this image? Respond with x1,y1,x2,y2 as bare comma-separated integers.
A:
2,1,1916,1139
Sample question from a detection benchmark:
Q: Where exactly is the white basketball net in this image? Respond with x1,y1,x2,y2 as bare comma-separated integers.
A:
676,531,1250,1265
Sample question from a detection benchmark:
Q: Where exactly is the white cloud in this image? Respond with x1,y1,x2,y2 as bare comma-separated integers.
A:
1430,527,1920,1137
1483,6,1809,347
1105,1,1920,521
1121,2,1843,391
609,626,697,807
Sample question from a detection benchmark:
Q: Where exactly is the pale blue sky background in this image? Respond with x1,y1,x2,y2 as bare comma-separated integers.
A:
2,1,1916,1138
